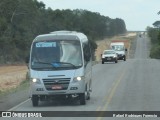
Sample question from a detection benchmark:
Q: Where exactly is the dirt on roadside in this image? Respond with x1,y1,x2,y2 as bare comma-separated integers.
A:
0,65,28,93
0,65,29,111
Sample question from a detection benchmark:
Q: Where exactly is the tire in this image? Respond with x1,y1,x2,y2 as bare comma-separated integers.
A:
32,95,39,107
115,60,118,63
79,93,86,105
124,56,126,61
102,61,104,64
86,92,90,100
39,95,45,101
85,85,90,100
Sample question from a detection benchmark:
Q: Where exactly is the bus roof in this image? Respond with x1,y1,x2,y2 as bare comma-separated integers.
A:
33,31,88,43
110,42,124,46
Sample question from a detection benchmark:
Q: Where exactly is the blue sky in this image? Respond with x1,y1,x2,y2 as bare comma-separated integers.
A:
38,0,160,31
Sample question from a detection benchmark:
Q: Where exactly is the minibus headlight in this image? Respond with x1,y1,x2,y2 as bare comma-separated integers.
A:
31,78,41,84
73,76,85,82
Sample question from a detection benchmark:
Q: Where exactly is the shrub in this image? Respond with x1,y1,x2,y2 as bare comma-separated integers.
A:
150,45,160,59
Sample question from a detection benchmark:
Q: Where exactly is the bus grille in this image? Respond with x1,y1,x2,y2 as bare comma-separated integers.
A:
42,78,71,91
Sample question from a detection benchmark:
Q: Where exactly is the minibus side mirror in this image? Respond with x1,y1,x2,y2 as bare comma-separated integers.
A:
25,55,30,69
25,56,29,64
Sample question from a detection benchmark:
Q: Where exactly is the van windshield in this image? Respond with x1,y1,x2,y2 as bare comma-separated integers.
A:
31,40,82,70
104,51,115,54
111,45,124,51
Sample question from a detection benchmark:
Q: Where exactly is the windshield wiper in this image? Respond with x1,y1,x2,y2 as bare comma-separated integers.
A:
52,62,78,69
34,61,58,69
34,61,78,69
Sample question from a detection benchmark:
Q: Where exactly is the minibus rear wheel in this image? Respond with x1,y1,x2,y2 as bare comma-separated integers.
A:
124,56,126,61
86,92,90,100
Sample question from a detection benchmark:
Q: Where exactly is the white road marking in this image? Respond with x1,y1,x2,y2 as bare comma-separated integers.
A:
8,98,30,111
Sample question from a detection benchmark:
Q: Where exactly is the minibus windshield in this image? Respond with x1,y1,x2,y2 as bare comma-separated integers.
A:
111,45,124,51
31,40,82,70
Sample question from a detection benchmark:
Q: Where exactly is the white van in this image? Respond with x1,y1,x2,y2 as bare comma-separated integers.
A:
28,31,92,106
110,42,127,61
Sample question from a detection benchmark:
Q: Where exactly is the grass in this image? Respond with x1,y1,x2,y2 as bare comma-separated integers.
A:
0,79,29,97
0,65,28,96
150,44,160,59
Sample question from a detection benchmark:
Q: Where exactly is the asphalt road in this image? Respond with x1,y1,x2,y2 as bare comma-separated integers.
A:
1,34,160,120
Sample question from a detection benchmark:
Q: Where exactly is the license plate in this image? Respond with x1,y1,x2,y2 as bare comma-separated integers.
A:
107,58,111,60
52,85,62,90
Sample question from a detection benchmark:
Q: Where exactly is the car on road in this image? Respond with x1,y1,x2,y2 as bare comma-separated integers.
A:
110,42,127,61
101,50,118,64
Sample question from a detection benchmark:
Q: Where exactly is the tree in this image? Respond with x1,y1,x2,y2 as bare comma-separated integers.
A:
153,21,160,28
0,0,127,64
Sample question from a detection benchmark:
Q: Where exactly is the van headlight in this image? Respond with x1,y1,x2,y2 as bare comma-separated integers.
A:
31,78,41,84
73,76,85,82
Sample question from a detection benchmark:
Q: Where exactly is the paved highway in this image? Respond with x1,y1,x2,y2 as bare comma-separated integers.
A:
2,34,160,120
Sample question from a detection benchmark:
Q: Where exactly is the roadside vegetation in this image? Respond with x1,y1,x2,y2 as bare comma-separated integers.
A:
147,11,160,59
0,65,28,95
0,0,126,64
0,77,29,96
147,27,160,59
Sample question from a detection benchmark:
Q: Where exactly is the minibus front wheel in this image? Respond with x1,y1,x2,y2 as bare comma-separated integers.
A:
79,93,86,105
32,95,39,107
